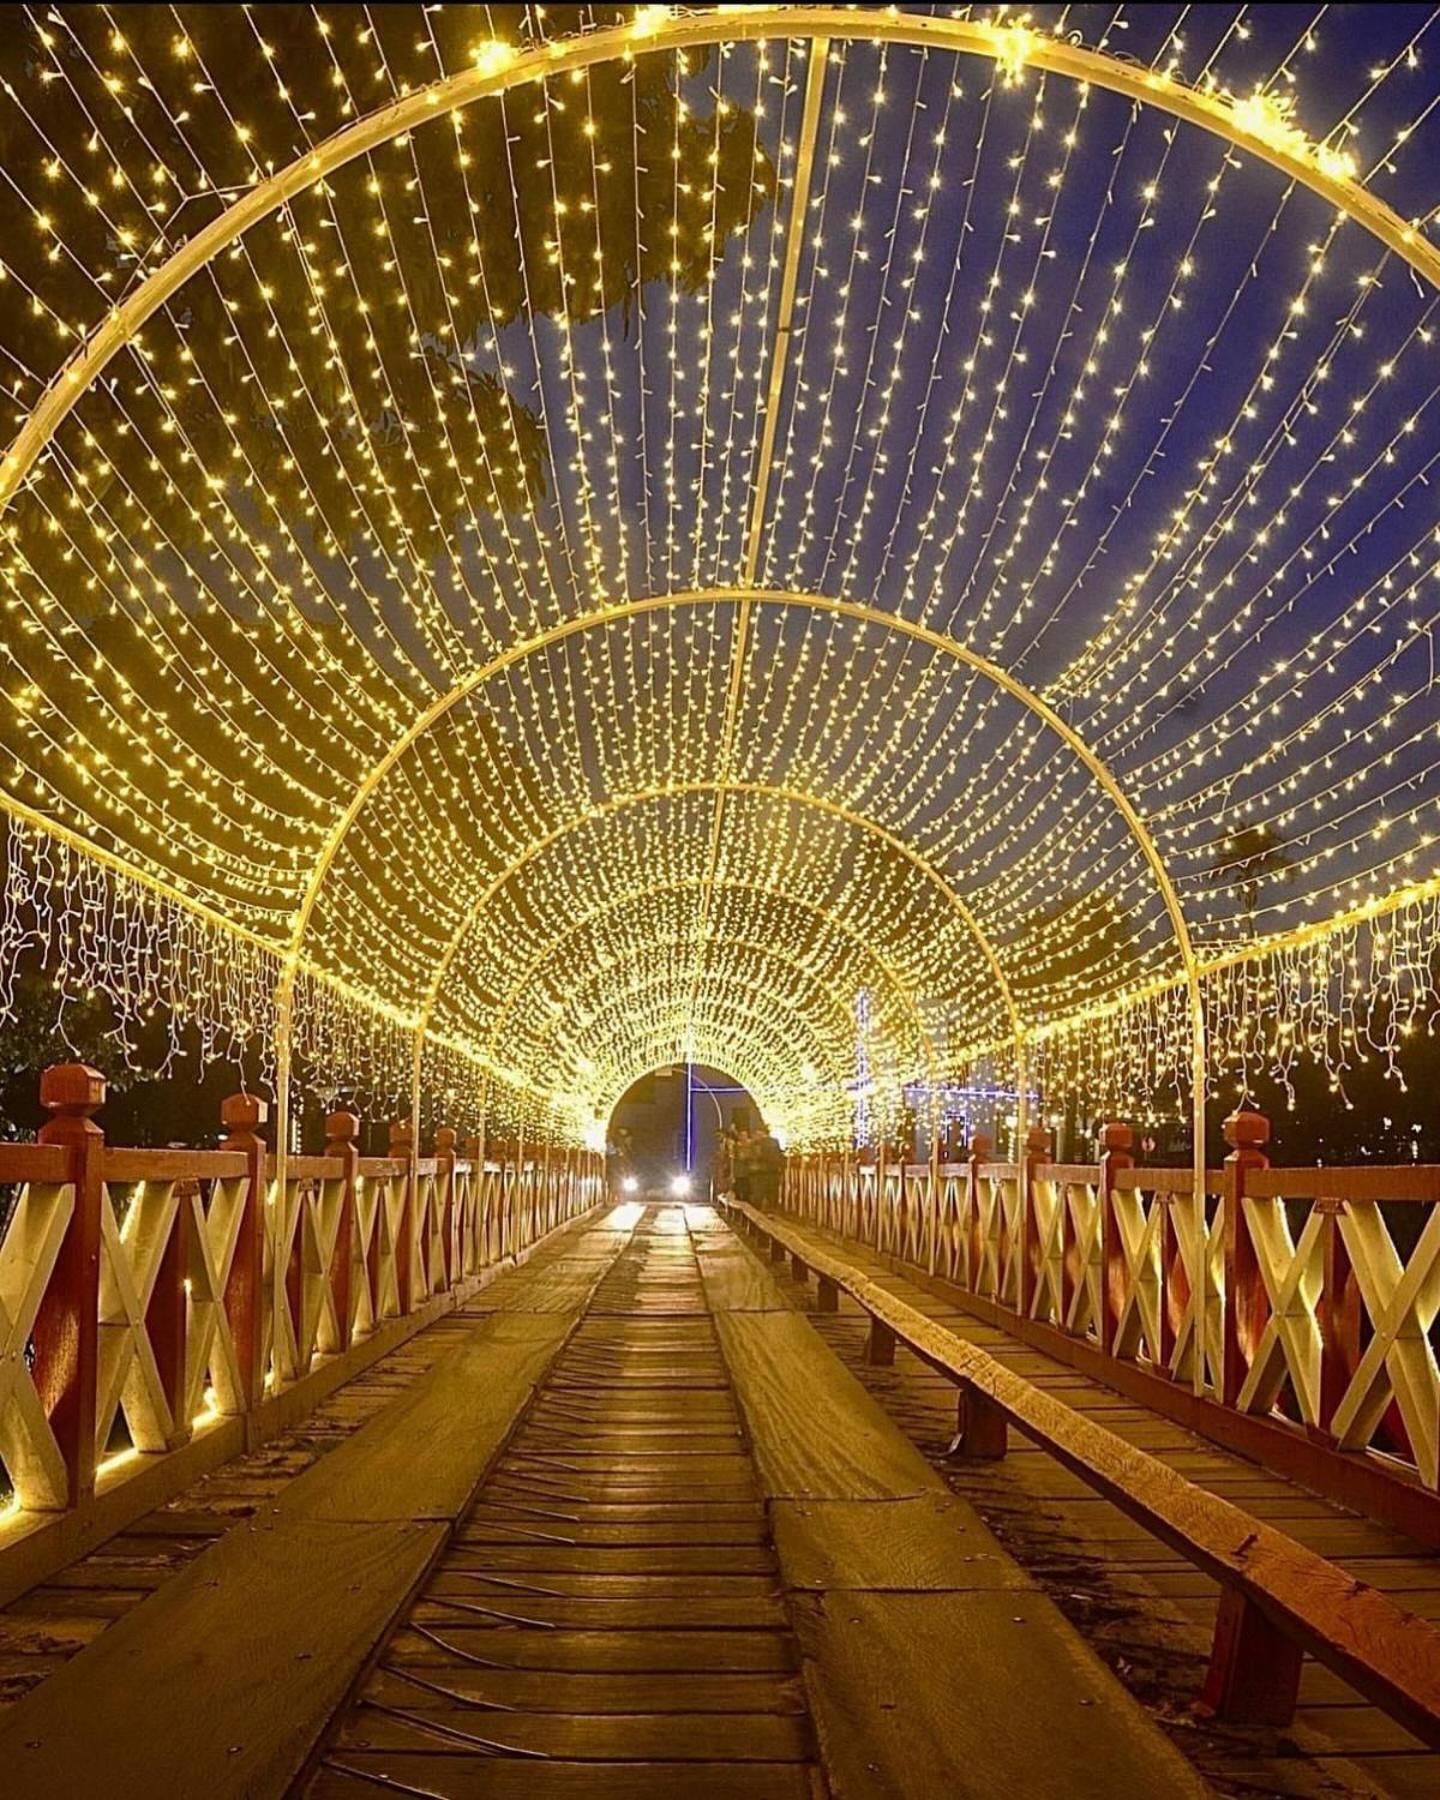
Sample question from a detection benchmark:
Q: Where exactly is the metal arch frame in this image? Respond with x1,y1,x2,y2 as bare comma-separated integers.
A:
355,586,1201,1390
304,589,1186,1019
302,584,1193,1349
3,3,1432,1055
538,938,872,1082
6,6,1438,521
488,922,929,1116
12,1,1425,1382
459,872,944,1092
545,961,861,1129
407,769,1008,1179
413,773,1015,1034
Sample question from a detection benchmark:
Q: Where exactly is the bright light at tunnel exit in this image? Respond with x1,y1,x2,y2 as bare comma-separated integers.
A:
622,1175,639,1194
670,1174,692,1198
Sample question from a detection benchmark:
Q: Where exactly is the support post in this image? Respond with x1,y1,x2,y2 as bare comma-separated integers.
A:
790,1250,809,1285
220,1091,269,1410
1190,979,1209,1397
1021,1122,1051,1319
866,1316,897,1367
513,1126,526,1256
467,1132,485,1274
389,1116,417,1315
327,1111,360,1347
1315,1198,1358,1440
1222,1110,1271,1409
949,1384,1008,1459
1199,1587,1303,1727
966,1132,992,1295
33,1063,106,1506
435,1127,458,1289
1098,1121,1134,1354
816,1275,839,1313
149,1170,191,1450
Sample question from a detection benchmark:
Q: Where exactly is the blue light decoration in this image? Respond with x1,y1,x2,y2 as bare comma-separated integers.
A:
853,989,872,1148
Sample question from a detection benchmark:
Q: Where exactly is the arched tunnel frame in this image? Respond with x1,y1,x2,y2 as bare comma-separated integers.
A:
7,6,1440,1395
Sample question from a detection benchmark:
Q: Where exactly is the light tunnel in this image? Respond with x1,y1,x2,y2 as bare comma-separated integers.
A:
3,6,1440,1156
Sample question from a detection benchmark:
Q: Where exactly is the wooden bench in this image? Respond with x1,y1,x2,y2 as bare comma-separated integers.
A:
724,1199,1440,1747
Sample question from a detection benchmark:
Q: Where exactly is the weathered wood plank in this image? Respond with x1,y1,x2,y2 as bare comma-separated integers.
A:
277,1312,577,1525
0,1216,637,1794
331,1706,813,1760
384,1625,800,1673
695,1245,794,1312
0,1519,442,1800
791,1587,1210,1800
363,1666,807,1713
730,1201,1440,1750
716,1242,1210,1800
716,1312,938,1500
770,1496,1035,1593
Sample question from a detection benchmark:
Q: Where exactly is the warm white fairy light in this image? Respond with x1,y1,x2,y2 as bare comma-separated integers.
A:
0,8,1438,1151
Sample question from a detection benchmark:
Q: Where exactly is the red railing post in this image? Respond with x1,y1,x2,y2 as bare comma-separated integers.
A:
966,1132,991,1293
220,1092,268,1412
389,1117,417,1314
1098,1121,1134,1354
435,1127,458,1290
327,1111,359,1348
149,1172,191,1451
1021,1123,1052,1317
467,1132,485,1270
1222,1109,1270,1408
33,1062,106,1506
1315,1195,1359,1441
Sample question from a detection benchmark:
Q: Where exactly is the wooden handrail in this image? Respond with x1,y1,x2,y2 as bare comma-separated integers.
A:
0,1144,72,1183
726,1197,1440,1747
101,1149,250,1183
1246,1164,1440,1203
284,1154,346,1180
356,1156,409,1178
0,1064,604,1593
1112,1165,1222,1193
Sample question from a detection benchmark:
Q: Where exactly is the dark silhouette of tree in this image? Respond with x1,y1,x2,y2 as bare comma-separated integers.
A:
1011,890,1138,1004
1208,821,1293,922
0,7,777,577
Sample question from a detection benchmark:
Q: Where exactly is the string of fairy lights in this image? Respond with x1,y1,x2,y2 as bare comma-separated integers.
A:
2,5,1440,1150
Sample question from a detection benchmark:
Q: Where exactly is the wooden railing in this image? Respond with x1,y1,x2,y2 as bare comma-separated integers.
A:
0,1062,602,1560
727,1198,1440,1744
783,1111,1440,1538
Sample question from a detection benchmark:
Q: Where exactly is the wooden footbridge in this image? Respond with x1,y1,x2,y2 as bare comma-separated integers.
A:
1,1070,1438,1798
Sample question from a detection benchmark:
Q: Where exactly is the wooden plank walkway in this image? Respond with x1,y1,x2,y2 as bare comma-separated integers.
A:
306,1203,1203,1798
305,1205,822,1800
0,1209,622,1715
739,1206,1440,1799
0,1213,637,1798
4,1195,1369,1796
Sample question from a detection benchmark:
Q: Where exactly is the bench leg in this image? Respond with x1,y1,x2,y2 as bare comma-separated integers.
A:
947,1386,1007,1459
1198,1589,1303,1728
790,1251,808,1284
769,1239,787,1265
816,1276,839,1313
865,1318,896,1367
